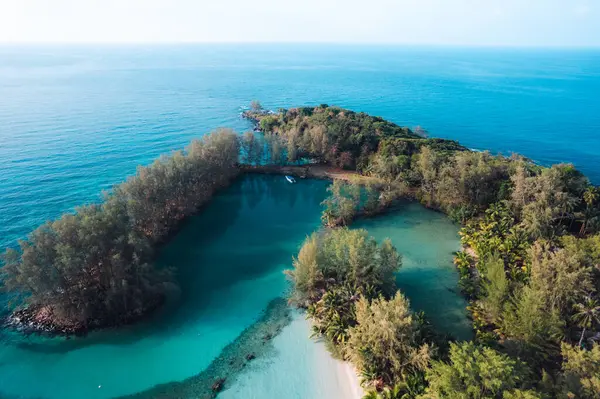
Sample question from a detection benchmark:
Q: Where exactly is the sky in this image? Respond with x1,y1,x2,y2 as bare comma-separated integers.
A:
0,0,599,47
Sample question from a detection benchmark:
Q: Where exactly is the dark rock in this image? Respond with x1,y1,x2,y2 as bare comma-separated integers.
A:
245,353,256,361
212,378,226,393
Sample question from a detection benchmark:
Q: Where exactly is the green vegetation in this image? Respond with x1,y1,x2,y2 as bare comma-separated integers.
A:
1,129,240,334
423,341,538,399
348,293,431,387
3,103,599,397
559,343,600,398
266,105,600,399
287,228,436,395
287,228,400,308
320,180,392,227
245,104,465,170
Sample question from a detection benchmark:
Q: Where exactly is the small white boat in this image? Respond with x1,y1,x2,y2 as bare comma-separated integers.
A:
285,175,296,184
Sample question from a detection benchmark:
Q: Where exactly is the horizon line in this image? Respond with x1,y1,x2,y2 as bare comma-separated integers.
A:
0,41,599,50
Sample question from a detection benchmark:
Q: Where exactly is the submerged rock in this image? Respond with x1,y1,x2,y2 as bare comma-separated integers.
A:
119,297,292,399
211,378,225,393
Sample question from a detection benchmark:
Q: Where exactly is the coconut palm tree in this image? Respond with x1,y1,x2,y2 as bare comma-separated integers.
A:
583,186,598,208
361,377,425,399
363,391,381,399
578,187,599,236
572,296,600,347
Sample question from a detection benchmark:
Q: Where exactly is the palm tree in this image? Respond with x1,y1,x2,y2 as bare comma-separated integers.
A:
362,379,424,399
579,207,599,236
362,391,381,399
578,187,599,236
380,385,402,399
572,296,600,347
583,186,598,208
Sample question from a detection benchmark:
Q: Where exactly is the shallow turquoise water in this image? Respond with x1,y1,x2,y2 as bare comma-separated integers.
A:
0,176,469,398
354,203,472,340
0,176,327,399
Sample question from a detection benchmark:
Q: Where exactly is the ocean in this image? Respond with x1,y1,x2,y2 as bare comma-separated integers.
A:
0,44,599,398
1,44,599,250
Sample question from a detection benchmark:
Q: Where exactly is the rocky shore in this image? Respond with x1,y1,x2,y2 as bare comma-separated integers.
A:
3,295,165,337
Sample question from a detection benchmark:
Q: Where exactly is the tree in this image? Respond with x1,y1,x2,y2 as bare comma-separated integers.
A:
579,187,599,236
423,342,530,399
287,234,321,306
501,390,542,399
1,129,241,332
416,146,440,207
307,283,358,345
321,180,360,227
286,228,401,306
502,285,564,363
528,242,592,317
560,343,600,398
480,255,509,322
363,376,427,399
250,99,263,112
240,131,262,165
572,296,600,348
347,293,430,387
511,165,585,240
264,132,285,165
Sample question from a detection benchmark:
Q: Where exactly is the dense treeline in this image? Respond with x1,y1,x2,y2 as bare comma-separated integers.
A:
244,103,465,170
1,129,240,333
266,104,600,398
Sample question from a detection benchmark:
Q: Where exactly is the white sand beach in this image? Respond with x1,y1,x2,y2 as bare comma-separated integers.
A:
220,311,364,399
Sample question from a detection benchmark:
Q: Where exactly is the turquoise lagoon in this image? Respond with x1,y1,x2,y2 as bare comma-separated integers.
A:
353,203,472,341
0,175,471,399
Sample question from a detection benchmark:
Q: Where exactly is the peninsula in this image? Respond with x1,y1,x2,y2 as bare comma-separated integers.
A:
2,103,599,398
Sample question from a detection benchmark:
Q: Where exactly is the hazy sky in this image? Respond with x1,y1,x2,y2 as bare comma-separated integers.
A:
1,0,598,46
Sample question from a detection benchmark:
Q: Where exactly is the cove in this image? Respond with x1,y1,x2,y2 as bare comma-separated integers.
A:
352,202,473,341
0,176,470,399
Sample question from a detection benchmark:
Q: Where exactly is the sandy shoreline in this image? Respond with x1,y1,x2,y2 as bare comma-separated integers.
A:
339,361,365,399
311,325,365,399
241,163,381,184
220,311,364,399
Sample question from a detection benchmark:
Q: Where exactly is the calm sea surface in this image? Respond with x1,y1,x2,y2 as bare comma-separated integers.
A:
1,44,599,249
0,45,598,398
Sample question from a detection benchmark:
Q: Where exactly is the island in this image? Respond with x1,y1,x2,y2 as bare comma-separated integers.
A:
2,103,599,398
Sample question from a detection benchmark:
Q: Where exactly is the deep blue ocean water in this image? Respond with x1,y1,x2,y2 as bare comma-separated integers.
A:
1,44,600,250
